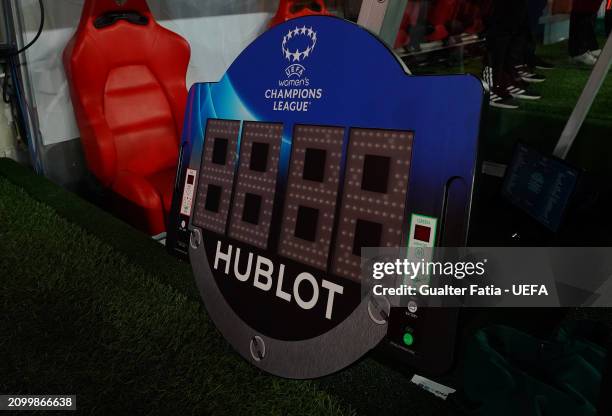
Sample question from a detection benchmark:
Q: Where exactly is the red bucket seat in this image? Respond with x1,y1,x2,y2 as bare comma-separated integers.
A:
63,0,190,236
426,0,460,42
394,0,425,48
269,0,330,27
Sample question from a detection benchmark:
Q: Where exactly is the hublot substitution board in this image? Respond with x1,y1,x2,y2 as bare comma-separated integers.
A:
168,16,484,379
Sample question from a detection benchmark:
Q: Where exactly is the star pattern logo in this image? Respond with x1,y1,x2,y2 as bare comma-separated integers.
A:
282,26,318,63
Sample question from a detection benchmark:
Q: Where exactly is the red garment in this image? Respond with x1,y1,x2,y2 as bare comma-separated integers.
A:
572,0,604,13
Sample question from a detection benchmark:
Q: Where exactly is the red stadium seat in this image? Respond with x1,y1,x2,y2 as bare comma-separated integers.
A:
269,0,330,27
63,0,190,236
394,0,424,48
456,0,486,35
426,0,460,42
396,0,486,48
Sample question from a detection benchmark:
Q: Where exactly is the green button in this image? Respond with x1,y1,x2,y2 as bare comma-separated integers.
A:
403,332,414,346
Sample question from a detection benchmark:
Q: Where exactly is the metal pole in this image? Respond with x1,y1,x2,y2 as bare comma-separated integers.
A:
0,0,10,48
7,0,44,173
379,0,408,46
357,0,390,35
357,0,408,46
553,31,612,159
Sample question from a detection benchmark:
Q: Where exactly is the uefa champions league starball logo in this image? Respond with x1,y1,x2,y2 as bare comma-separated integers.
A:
282,26,317,62
282,26,317,78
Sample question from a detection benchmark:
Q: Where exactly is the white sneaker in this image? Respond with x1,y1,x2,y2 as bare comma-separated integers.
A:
571,52,597,66
589,49,602,58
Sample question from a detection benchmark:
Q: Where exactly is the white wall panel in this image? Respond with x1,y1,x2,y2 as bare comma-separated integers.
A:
17,0,275,145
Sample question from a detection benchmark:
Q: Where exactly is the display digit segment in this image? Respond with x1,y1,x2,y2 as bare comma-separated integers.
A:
332,128,414,281
192,120,241,233
279,125,345,270
229,122,283,249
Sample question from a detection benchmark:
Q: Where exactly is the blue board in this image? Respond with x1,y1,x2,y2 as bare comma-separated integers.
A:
168,16,484,378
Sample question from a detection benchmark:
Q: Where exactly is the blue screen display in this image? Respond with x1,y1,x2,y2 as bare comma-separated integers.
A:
502,143,579,232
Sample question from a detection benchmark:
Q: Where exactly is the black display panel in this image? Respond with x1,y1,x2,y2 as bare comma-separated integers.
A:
279,125,345,270
228,122,283,249
502,143,580,232
332,128,414,281
192,120,241,233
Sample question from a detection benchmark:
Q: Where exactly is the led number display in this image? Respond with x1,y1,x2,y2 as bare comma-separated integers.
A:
192,120,241,233
332,128,414,281
279,125,345,270
194,122,414,285
228,122,283,249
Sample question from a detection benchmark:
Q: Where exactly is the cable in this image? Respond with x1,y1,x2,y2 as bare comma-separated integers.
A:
4,0,45,58
1,0,44,101
0,1,44,173
2,66,10,103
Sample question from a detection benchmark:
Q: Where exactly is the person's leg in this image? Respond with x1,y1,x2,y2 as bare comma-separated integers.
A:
528,0,548,29
501,0,542,99
524,0,547,67
569,10,587,56
569,0,604,57
485,0,522,78
480,0,541,101
483,0,516,107
587,10,600,52
484,1,504,77
506,0,529,71
523,21,537,68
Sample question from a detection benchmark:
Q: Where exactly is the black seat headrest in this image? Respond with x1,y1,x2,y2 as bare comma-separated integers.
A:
94,11,148,29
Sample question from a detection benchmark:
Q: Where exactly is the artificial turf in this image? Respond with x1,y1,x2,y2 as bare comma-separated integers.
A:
1,154,611,415
2,162,609,416
0,175,356,415
0,158,453,416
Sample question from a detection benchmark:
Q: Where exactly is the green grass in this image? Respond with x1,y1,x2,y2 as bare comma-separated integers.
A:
0,159,452,416
525,40,612,123
0,175,355,416
0,158,198,302
0,157,610,415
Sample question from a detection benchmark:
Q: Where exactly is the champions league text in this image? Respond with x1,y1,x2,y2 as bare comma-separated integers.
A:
265,84,324,112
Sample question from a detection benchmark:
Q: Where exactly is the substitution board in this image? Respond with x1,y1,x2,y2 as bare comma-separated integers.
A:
167,15,484,378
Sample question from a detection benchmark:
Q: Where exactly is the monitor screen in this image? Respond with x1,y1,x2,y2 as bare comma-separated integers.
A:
502,143,579,232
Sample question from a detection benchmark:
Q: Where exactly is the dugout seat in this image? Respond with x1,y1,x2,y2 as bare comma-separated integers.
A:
63,0,190,236
426,0,460,42
395,0,425,48
395,0,487,48
269,0,330,27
